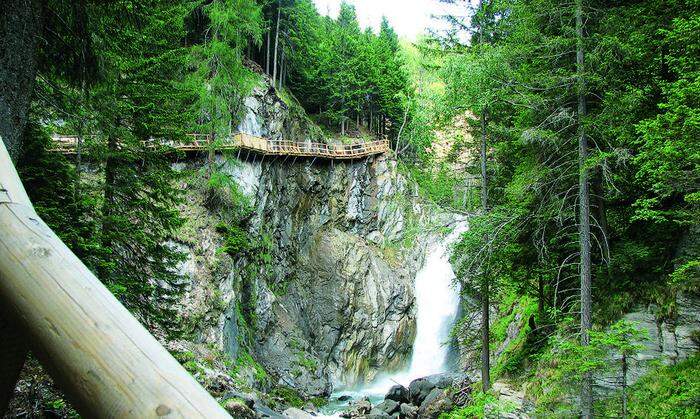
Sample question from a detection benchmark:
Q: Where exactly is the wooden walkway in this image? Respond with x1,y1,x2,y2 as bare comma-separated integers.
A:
52,133,390,160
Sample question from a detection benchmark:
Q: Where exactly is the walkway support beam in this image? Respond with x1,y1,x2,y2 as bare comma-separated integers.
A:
0,137,230,418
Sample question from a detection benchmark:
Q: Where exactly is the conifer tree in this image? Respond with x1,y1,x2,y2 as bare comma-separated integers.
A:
188,0,263,165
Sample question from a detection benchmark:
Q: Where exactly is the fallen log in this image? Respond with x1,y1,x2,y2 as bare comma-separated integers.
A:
0,137,230,418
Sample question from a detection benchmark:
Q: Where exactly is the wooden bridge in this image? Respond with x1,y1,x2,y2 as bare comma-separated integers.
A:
52,133,390,160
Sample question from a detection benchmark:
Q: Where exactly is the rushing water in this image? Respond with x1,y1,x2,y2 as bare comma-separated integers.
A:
321,222,469,416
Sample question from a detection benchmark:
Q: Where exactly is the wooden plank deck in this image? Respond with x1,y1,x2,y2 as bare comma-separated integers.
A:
51,133,390,160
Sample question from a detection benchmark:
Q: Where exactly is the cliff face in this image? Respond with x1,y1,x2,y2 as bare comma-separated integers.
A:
239,155,428,394
169,75,448,397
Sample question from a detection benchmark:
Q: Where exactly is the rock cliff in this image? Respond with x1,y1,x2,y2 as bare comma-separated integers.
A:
169,74,450,398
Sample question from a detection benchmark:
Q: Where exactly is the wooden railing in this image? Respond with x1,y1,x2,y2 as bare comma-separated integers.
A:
52,133,390,160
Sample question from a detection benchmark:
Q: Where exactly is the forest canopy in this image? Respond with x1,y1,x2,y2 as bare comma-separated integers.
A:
0,0,698,417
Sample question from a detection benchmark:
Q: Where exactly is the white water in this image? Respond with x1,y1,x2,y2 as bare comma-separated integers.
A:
321,222,469,415
408,223,468,378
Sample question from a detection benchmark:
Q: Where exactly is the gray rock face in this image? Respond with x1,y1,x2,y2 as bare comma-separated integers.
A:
282,407,314,419
341,399,372,418
594,291,700,394
221,84,438,394
171,75,449,398
224,399,256,419
255,403,285,419
488,382,530,419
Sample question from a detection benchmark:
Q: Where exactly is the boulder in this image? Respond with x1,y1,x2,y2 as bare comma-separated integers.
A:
424,373,470,390
255,403,285,418
341,398,372,417
374,399,400,415
221,391,256,408
385,384,409,404
224,399,256,419
399,403,419,419
418,388,454,418
366,413,391,419
408,378,436,405
337,394,353,402
283,407,314,419
303,402,319,414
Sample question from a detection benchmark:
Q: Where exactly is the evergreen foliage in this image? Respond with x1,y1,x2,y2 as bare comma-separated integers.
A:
432,0,700,414
4,0,699,415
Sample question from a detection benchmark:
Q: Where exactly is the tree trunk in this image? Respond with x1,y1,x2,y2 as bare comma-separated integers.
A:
481,280,491,391
395,105,410,154
538,273,545,319
265,28,271,75
0,0,41,161
480,109,491,392
576,1,593,417
101,133,118,262
75,80,87,200
480,112,488,212
621,352,628,418
272,2,281,89
476,2,492,392
279,48,285,90
75,128,83,198
592,167,610,263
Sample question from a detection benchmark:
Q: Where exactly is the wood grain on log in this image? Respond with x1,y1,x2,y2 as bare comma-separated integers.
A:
0,138,230,418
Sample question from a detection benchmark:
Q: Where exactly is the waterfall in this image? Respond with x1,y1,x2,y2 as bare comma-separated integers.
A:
324,221,469,413
406,222,468,379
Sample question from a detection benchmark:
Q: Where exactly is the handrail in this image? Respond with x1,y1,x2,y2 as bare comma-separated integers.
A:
0,137,231,418
51,133,390,160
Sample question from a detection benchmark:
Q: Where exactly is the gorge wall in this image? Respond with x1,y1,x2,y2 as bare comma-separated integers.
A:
166,74,462,399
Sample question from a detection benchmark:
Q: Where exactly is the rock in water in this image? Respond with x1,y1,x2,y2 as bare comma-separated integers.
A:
373,399,400,415
283,407,314,418
221,391,256,408
400,403,419,419
342,398,372,418
385,384,409,404
303,401,318,414
418,388,454,418
408,378,436,406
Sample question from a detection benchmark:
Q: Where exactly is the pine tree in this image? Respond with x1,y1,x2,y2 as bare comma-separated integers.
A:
188,0,263,165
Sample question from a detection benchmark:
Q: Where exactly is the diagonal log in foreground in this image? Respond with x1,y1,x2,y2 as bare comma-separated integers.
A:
0,137,231,418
